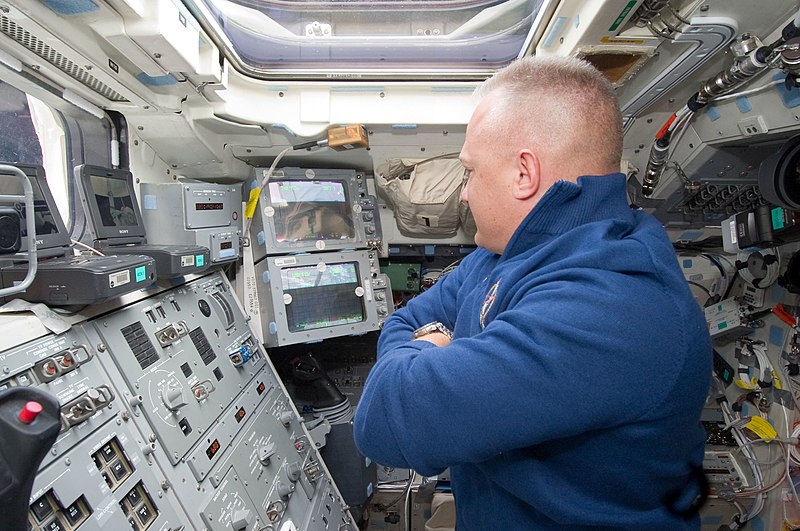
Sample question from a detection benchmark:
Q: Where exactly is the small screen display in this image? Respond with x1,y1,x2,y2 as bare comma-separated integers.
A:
89,174,138,227
220,241,233,250
280,262,365,332
268,180,354,243
0,176,60,236
195,202,224,211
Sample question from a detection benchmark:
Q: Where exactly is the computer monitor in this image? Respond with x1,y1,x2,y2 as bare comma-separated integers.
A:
75,165,147,244
0,163,71,256
254,250,393,347
248,167,381,260
269,179,355,244
282,261,365,332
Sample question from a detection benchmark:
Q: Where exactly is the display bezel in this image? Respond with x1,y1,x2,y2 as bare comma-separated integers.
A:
257,250,382,347
75,165,147,242
251,168,369,259
0,163,71,253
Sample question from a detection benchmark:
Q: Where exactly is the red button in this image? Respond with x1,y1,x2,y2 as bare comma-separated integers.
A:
18,401,43,424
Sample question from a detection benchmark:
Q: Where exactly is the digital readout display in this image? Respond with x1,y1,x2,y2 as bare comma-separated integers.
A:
195,202,224,211
206,439,221,460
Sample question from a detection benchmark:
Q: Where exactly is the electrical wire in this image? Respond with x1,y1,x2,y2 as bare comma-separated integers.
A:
374,474,414,511
703,253,737,302
720,400,765,522
734,341,775,392
686,279,712,302
711,78,784,102
70,239,104,256
403,471,417,531
787,422,800,529
738,248,780,288
440,259,462,277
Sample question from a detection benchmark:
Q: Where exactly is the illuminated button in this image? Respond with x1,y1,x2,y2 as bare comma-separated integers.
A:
110,459,127,481
30,497,53,522
18,401,42,424
63,502,84,526
126,487,141,507
101,443,115,462
136,504,153,523
43,516,66,531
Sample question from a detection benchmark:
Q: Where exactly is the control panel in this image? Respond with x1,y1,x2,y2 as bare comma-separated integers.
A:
358,194,382,250
141,181,242,264
3,271,356,531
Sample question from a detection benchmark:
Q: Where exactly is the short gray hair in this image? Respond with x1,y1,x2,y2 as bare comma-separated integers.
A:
476,55,623,176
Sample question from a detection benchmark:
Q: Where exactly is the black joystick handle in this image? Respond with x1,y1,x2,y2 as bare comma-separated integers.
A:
0,387,61,531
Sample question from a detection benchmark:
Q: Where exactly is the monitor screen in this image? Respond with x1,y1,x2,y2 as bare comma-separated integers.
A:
27,177,59,237
0,163,70,252
268,180,355,243
280,261,365,332
76,165,147,242
88,173,138,228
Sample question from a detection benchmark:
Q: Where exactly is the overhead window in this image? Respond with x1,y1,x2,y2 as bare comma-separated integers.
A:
187,0,550,79
0,82,69,225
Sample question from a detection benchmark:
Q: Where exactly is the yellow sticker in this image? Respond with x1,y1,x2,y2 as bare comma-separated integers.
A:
745,416,778,440
244,188,260,219
773,369,783,390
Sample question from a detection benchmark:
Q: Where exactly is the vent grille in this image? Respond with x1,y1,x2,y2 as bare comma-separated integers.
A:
189,327,216,366
121,321,159,369
0,15,128,102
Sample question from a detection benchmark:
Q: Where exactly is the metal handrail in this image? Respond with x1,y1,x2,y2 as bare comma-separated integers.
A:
0,164,37,297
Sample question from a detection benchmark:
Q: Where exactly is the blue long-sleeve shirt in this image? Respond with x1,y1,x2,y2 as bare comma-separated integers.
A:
354,174,711,530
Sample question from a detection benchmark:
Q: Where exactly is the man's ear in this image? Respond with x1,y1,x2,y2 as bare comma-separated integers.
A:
514,150,540,200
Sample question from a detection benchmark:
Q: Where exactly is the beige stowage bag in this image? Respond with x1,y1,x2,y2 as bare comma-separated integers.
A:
425,492,456,531
376,155,474,238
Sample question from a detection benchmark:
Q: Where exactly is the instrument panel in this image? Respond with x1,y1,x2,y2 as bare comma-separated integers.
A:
2,271,355,531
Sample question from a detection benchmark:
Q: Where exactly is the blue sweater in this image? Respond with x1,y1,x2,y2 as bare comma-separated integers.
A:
354,174,712,530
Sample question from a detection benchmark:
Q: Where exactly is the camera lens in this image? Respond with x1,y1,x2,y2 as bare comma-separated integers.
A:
759,135,800,209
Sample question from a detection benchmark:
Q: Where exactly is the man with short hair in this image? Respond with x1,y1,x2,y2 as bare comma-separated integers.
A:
354,55,711,530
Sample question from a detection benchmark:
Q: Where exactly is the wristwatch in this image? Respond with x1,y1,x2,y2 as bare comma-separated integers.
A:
412,321,453,340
